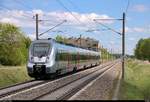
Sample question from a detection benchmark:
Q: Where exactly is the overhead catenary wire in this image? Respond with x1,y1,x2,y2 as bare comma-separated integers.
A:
0,5,10,11
93,19,122,35
67,0,123,36
124,0,131,30
0,5,33,21
57,0,102,38
56,0,97,32
68,1,88,24
39,20,67,36
67,0,83,15
1,0,34,20
56,0,85,26
13,0,33,10
32,15,68,34
35,16,68,28
67,0,92,23
125,0,130,15
12,0,35,19
85,28,109,32
93,20,121,35
67,0,111,33
67,0,96,27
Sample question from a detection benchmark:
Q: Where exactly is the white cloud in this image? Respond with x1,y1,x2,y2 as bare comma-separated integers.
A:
0,9,113,39
0,18,20,25
132,4,149,12
128,38,135,41
125,26,149,33
109,41,115,45
133,27,145,32
27,33,36,40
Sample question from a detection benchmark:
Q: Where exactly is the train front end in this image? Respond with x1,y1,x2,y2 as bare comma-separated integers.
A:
27,39,55,79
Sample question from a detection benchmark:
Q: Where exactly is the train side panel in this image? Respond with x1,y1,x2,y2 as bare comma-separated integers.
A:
53,42,101,75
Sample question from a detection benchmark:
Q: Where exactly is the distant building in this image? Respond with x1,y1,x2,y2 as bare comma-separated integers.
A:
66,36,101,51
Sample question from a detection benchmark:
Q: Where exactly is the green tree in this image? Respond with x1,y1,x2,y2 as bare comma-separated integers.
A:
134,38,150,61
55,35,67,43
140,38,150,61
135,39,144,59
0,23,31,65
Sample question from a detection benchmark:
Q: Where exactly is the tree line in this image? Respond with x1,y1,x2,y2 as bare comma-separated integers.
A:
134,38,150,62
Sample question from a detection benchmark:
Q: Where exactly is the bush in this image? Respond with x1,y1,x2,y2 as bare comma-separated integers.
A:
0,23,31,65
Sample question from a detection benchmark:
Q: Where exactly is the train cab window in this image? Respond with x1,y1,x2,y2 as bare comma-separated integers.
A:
32,43,50,57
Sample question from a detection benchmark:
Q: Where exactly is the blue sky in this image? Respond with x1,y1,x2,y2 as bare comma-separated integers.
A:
0,0,150,55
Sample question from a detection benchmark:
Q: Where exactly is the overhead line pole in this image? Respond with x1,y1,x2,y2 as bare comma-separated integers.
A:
35,14,39,40
101,45,103,64
122,12,125,79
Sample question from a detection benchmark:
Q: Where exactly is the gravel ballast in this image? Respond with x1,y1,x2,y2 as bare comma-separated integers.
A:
69,62,121,100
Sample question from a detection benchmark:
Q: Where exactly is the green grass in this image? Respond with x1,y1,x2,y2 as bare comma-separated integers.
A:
119,59,150,100
0,65,32,88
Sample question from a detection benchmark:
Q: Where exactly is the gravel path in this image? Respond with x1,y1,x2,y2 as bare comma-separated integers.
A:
69,62,121,100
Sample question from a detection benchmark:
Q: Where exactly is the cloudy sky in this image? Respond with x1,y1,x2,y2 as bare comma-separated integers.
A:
0,0,150,55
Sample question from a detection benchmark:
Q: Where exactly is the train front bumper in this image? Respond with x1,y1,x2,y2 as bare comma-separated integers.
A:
27,63,52,77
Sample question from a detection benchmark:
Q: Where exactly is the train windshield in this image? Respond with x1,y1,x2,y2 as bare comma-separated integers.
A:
32,43,50,57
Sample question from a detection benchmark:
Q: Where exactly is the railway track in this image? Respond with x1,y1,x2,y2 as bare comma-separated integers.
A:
37,61,119,100
0,80,35,90
0,60,119,100
0,80,46,98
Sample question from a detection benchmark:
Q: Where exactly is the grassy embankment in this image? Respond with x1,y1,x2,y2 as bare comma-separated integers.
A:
119,59,150,100
0,65,32,88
